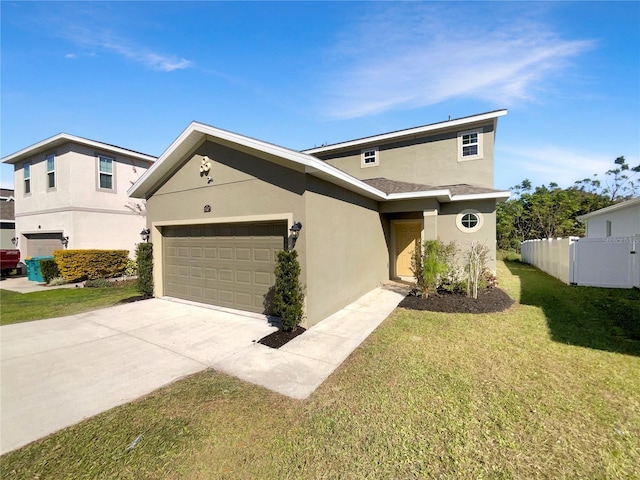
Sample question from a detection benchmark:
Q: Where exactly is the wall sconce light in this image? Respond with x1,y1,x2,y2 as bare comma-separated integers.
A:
289,221,302,239
140,228,151,243
11,237,18,247
61,236,70,248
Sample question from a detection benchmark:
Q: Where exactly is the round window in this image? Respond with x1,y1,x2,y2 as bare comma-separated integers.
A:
456,210,483,233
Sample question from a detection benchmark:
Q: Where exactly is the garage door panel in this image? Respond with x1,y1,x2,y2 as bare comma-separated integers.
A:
163,222,286,313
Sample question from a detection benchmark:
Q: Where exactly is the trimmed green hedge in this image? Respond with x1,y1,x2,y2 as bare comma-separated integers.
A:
39,258,60,284
136,243,153,297
53,250,129,282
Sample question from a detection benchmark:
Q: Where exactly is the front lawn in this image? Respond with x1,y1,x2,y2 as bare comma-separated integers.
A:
0,281,140,326
1,261,639,478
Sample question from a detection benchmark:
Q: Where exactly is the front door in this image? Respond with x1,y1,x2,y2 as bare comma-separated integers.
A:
394,222,422,278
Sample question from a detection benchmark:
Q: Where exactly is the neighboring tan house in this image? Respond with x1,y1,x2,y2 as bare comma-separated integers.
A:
0,189,16,250
1,134,156,260
577,197,640,238
129,110,510,328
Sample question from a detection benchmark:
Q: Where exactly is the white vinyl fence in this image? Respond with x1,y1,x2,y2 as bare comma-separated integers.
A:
521,235,639,289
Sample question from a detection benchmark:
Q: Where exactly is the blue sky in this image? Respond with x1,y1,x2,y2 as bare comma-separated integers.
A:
2,1,639,192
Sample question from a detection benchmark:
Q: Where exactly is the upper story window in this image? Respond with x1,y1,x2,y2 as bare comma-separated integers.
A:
458,129,483,162
98,155,114,190
46,154,56,189
24,163,31,194
361,147,379,168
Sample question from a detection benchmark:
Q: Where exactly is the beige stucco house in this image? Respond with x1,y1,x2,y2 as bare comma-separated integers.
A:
577,196,640,238
129,110,510,328
1,134,156,260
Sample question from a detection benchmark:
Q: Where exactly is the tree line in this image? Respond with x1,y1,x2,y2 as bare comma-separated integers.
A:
497,156,639,251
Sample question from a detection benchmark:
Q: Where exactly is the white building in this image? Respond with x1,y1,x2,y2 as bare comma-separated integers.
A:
577,197,640,238
1,134,156,260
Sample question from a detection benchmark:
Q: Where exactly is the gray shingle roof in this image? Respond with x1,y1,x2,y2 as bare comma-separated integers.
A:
362,177,505,196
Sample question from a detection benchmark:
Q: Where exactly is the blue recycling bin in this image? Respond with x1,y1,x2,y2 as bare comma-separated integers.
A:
25,256,53,283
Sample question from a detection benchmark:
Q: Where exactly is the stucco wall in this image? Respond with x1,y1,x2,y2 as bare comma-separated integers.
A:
14,142,151,215
318,122,495,188
303,176,389,326
145,140,307,299
15,210,146,259
585,204,640,238
438,199,497,272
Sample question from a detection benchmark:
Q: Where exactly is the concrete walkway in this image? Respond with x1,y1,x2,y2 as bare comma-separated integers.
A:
0,285,406,454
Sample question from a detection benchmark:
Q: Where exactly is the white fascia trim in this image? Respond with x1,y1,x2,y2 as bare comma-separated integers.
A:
450,191,511,202
128,121,388,200
576,196,640,221
387,190,452,201
1,133,157,164
302,110,507,154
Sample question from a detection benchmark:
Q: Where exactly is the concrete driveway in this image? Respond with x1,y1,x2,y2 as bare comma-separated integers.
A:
0,298,278,455
0,286,406,455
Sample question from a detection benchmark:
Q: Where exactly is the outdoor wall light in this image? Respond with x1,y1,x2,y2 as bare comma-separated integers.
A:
289,221,302,239
11,237,18,247
140,228,151,243
61,236,70,248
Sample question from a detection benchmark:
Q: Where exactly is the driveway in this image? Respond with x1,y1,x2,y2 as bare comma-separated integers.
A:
0,298,277,455
0,286,406,455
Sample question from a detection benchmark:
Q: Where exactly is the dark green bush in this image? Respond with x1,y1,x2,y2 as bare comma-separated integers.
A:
85,278,112,288
136,243,153,297
272,249,305,331
411,240,462,297
40,259,60,284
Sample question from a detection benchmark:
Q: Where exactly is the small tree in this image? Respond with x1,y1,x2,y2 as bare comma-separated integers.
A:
466,242,490,299
410,240,458,297
272,249,305,331
136,243,153,297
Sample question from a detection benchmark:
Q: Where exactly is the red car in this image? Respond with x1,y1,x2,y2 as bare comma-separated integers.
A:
1,249,21,275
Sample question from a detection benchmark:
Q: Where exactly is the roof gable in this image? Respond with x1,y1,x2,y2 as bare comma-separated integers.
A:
1,133,157,165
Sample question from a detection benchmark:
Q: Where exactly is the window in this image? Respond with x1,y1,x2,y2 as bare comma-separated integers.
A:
458,129,483,161
456,210,483,233
24,163,31,194
46,154,56,189
361,147,379,168
98,155,114,190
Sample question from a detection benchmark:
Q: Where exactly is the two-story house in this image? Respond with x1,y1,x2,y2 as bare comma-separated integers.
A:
1,134,156,260
129,110,510,327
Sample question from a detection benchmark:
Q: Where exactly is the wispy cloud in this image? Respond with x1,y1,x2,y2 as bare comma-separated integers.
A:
322,4,594,119
498,144,621,188
63,26,192,72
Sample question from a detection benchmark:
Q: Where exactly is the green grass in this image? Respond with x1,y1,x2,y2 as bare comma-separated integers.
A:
0,281,140,326
1,261,639,479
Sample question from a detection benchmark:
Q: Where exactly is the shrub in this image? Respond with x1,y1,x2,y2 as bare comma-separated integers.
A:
48,276,67,286
124,259,138,277
466,242,491,299
136,243,153,297
85,278,112,288
411,240,461,297
272,249,305,331
53,250,129,282
40,258,60,284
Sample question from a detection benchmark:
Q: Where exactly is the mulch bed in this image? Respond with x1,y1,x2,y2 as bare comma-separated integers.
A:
399,287,514,314
116,295,152,304
258,327,306,349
